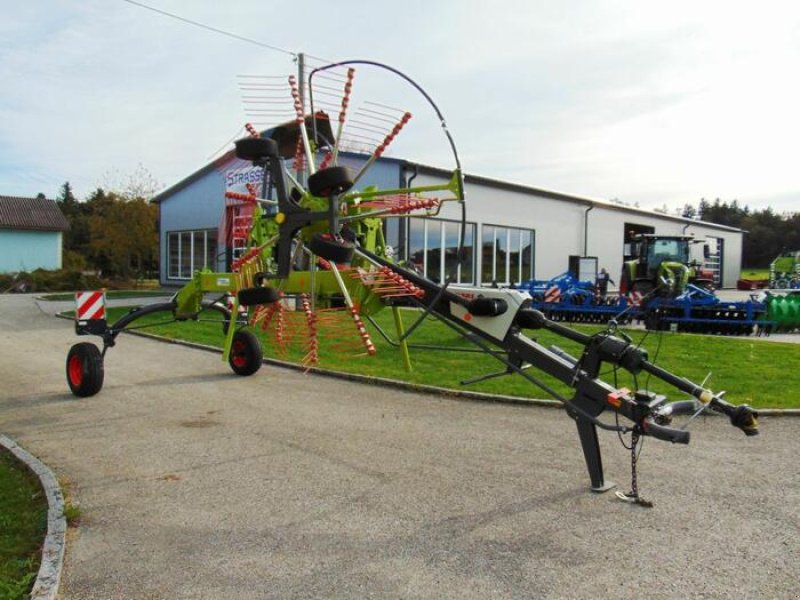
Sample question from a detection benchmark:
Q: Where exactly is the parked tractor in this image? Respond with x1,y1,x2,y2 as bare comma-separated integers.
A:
619,234,714,297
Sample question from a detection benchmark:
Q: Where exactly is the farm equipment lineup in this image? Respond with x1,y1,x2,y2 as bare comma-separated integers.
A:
519,234,800,335
65,61,759,502
769,250,800,289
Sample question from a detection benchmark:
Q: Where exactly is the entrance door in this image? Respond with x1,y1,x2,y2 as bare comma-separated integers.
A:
623,223,655,261
704,237,724,286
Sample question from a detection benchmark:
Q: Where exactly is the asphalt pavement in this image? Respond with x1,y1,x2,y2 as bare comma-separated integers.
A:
0,293,798,599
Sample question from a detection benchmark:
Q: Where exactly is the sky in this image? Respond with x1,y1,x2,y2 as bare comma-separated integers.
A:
2,0,799,214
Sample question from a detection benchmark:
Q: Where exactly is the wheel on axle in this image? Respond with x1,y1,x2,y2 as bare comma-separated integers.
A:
307,166,354,197
308,232,355,263
228,330,263,376
66,342,104,397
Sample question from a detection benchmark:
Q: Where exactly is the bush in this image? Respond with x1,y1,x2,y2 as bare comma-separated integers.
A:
1,269,105,293
63,250,87,271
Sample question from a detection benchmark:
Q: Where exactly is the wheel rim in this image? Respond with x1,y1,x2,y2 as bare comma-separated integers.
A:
231,340,247,368
68,354,83,386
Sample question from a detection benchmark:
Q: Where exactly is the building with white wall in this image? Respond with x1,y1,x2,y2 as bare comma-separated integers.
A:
154,151,744,290
407,164,743,289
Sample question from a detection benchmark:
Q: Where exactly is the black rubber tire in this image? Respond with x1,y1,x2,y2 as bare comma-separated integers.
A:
228,330,263,376
307,166,354,197
238,286,279,306
66,342,104,397
235,136,279,161
308,233,355,263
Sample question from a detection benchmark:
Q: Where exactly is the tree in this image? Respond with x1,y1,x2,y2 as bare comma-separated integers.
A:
100,163,161,202
88,193,158,279
57,181,91,268
696,196,799,267
698,198,749,228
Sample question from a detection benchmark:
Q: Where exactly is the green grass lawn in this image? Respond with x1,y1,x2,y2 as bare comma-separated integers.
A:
740,268,770,280
0,451,47,600
94,305,798,410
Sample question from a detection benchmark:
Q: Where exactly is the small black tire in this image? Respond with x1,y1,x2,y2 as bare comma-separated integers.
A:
308,233,355,263
228,330,263,376
238,286,279,306
235,136,279,162
307,166,354,197
66,342,104,397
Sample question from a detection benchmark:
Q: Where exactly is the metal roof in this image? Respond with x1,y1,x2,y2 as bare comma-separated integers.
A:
0,195,70,232
408,162,746,234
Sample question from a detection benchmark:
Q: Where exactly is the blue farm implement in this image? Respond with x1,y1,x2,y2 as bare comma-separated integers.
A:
518,275,634,325
522,274,770,335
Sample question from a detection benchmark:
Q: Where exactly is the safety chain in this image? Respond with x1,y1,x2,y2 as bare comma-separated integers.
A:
616,428,654,508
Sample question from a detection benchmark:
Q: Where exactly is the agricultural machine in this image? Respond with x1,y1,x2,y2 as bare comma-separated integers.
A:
619,234,715,296
523,234,770,334
769,250,800,289
65,61,759,502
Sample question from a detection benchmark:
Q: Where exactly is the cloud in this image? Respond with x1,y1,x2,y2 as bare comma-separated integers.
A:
1,0,799,213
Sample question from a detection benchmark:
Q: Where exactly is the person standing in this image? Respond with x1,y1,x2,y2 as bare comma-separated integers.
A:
596,267,614,298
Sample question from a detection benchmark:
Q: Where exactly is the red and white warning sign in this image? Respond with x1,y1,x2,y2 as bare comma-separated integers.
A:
75,290,106,321
544,285,561,303
627,291,643,307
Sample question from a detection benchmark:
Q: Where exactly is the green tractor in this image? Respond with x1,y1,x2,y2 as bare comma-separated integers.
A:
769,250,800,289
619,234,714,298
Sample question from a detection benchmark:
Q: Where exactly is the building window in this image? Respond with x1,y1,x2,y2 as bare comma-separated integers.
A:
167,229,218,280
388,217,476,284
481,225,535,285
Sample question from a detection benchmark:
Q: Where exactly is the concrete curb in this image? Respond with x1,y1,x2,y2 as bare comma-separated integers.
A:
0,435,66,600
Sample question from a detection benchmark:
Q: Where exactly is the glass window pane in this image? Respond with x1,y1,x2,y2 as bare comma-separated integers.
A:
180,232,192,279
522,230,534,280
508,229,521,285
481,225,494,284
443,221,460,282
193,231,205,273
168,232,179,279
206,230,218,271
426,221,441,283
460,223,475,284
494,227,508,284
407,218,425,275
385,217,401,262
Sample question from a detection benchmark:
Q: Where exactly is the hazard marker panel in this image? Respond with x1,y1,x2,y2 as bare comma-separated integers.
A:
544,285,561,303
75,290,107,335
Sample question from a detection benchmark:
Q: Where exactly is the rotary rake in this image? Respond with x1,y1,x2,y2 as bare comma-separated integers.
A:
65,61,759,502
